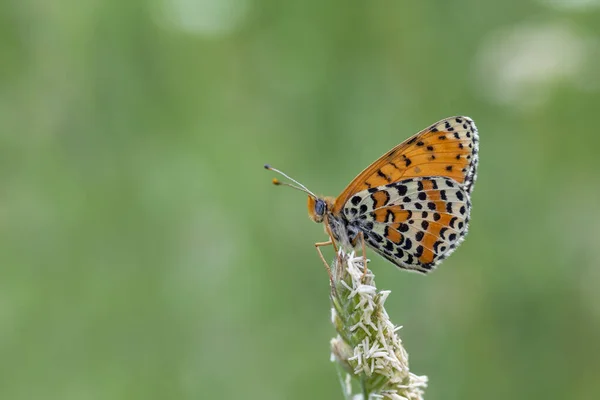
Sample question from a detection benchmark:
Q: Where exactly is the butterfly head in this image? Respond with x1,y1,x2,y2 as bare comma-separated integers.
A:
307,196,335,223
265,164,333,224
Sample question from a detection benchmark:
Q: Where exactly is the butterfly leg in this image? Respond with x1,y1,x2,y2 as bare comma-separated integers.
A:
323,222,339,253
356,231,369,282
315,240,336,292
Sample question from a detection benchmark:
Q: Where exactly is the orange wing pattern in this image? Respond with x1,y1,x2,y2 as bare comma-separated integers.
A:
333,116,478,214
343,177,470,273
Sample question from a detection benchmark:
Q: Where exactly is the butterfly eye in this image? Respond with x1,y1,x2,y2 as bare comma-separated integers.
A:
315,199,326,216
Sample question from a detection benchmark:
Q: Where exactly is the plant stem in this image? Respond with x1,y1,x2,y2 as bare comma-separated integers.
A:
329,250,428,400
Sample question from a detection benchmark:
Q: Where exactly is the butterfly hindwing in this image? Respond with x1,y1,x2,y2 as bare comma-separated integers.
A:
343,177,471,273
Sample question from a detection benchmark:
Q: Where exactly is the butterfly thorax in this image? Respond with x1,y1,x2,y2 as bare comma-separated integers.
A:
325,212,361,250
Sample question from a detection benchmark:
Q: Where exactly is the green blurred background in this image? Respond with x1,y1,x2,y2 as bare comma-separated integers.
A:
2,0,600,399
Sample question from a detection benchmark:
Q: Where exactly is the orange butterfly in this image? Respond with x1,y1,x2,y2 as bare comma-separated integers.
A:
266,116,479,274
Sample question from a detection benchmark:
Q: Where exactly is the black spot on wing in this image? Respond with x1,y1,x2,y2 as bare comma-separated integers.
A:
396,184,408,196
370,231,384,243
385,209,395,222
377,169,391,183
415,245,424,258
421,263,433,271
439,227,448,240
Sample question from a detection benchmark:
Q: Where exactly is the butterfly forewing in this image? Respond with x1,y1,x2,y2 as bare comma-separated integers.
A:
343,177,471,273
333,116,478,214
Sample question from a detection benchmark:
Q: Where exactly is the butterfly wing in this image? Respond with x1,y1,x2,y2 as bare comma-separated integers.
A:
332,116,478,214
343,177,471,273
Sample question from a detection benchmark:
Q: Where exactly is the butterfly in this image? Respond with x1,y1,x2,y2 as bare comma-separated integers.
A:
266,116,479,274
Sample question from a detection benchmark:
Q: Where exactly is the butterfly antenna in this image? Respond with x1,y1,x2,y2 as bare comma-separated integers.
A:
264,164,317,198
